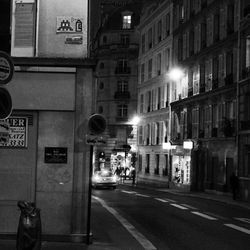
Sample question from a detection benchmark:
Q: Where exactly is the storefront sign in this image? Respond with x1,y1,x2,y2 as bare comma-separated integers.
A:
44,147,67,164
0,117,28,147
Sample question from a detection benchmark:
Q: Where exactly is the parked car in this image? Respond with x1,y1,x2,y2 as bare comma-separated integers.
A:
92,170,118,189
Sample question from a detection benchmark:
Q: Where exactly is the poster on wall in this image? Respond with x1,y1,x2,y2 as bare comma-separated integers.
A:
0,117,28,148
56,17,83,33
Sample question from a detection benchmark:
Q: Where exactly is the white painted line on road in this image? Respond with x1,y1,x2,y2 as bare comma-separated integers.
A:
163,198,176,203
170,204,189,210
136,193,150,198
121,190,137,194
234,218,250,224
93,196,157,250
205,212,228,220
191,211,218,220
224,224,250,235
155,198,169,203
181,204,198,210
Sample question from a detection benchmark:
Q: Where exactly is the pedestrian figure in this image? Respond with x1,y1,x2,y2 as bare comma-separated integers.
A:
230,172,239,200
131,167,136,186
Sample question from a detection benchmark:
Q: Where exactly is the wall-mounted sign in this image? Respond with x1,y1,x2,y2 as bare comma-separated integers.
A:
44,147,68,164
56,17,83,33
0,117,28,147
65,36,83,44
0,51,14,84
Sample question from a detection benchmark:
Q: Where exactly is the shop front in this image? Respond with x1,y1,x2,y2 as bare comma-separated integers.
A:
169,144,192,191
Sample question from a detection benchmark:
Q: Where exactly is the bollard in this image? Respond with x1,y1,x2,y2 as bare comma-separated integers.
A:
16,201,41,250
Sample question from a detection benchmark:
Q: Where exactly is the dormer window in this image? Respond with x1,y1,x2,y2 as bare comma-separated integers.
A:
122,11,132,29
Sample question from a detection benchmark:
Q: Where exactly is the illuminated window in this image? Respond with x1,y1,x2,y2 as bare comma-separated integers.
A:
123,15,131,29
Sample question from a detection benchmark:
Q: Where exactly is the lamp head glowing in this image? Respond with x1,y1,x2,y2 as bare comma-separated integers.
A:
131,116,140,125
168,68,184,81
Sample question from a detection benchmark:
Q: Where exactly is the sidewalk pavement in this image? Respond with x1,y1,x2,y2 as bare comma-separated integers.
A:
1,181,249,250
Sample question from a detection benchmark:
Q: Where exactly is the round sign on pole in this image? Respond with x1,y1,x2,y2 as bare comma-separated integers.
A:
0,51,14,85
0,88,12,120
88,114,106,135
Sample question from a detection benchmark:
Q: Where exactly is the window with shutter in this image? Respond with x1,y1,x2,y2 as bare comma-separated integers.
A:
12,0,36,57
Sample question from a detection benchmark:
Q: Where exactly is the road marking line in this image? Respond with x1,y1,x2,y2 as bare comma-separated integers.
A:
191,211,218,220
155,198,169,203
93,196,157,250
121,190,137,194
205,212,227,220
170,204,189,210
163,198,176,203
181,204,197,210
136,193,150,198
234,218,250,224
224,224,250,235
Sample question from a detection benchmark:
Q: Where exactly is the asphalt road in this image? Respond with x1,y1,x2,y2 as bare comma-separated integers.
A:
92,184,250,250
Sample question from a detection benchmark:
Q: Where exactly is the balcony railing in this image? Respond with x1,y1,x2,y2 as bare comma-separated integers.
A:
114,91,130,99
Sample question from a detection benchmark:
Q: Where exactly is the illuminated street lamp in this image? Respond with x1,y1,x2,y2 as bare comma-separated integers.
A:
168,67,184,82
131,115,140,125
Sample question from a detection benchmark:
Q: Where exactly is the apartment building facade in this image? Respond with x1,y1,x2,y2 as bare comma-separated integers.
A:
170,0,239,193
0,0,95,242
91,0,142,173
136,0,173,187
238,0,250,201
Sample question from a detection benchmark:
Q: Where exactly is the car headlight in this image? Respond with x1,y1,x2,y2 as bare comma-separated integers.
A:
92,175,101,182
111,176,117,182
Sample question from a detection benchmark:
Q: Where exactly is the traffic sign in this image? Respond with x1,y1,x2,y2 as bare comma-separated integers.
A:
0,120,10,143
0,88,12,120
0,51,14,84
88,114,106,135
